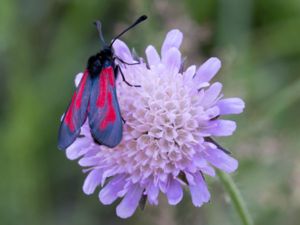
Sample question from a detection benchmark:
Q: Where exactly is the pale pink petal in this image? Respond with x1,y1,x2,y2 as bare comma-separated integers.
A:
158,180,168,193
184,172,195,185
162,47,181,75
205,106,220,120
161,29,183,58
200,165,216,176
202,148,238,173
201,82,223,107
206,119,237,136
66,138,91,160
101,169,119,186
146,45,160,66
146,183,159,205
74,72,83,87
192,153,207,167
186,173,210,207
83,169,102,194
166,178,183,205
217,98,245,115
194,57,221,83
113,39,135,63
82,148,98,158
192,153,216,176
194,81,210,91
78,156,100,167
183,65,196,84
116,184,144,219
99,175,126,204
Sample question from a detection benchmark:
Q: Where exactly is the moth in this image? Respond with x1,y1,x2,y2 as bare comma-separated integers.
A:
58,15,147,150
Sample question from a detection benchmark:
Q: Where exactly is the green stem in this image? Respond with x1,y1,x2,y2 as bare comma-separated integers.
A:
216,170,253,225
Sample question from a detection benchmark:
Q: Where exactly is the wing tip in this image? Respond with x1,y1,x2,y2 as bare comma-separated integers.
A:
57,140,68,150
91,132,122,148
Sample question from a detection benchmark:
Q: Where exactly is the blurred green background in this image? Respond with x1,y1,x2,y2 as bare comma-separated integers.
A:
1,0,300,224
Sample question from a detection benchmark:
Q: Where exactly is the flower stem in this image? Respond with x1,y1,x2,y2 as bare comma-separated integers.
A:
216,170,253,225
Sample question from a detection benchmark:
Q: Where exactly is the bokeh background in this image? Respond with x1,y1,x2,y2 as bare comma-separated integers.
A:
1,0,300,225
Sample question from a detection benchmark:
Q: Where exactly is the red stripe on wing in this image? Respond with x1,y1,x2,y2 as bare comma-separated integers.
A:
88,65,122,148
107,67,115,87
65,94,76,132
96,67,115,108
100,90,117,129
75,71,88,108
65,70,89,131
94,66,117,130
97,70,107,108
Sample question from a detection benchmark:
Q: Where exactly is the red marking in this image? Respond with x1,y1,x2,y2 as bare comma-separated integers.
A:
97,71,107,108
100,91,116,129
75,70,88,109
97,67,115,108
106,67,115,87
65,93,76,132
65,70,89,132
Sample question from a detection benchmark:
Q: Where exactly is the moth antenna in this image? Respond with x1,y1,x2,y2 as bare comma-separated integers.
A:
94,20,106,46
110,15,147,47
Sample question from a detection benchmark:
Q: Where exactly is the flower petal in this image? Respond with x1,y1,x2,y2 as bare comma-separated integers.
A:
201,82,223,108
116,184,144,219
183,65,196,84
74,72,83,87
206,119,237,136
205,106,220,120
99,175,126,204
192,153,216,176
83,169,103,195
113,39,135,63
203,147,238,173
162,47,181,75
146,183,159,205
186,173,210,207
66,138,91,160
166,178,183,205
217,98,245,115
200,165,216,176
146,45,160,67
161,29,183,58
194,57,221,84
78,156,99,167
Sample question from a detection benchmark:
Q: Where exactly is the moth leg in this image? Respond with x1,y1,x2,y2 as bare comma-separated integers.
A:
115,65,141,87
204,137,231,155
114,56,140,65
139,194,147,210
121,116,126,124
92,135,102,146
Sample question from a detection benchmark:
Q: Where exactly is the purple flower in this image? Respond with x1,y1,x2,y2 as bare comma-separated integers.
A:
65,29,245,218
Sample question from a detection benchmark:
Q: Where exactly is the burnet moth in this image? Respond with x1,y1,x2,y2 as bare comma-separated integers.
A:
58,15,147,150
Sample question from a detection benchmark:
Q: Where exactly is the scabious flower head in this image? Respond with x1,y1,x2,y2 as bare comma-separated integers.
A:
66,29,245,218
